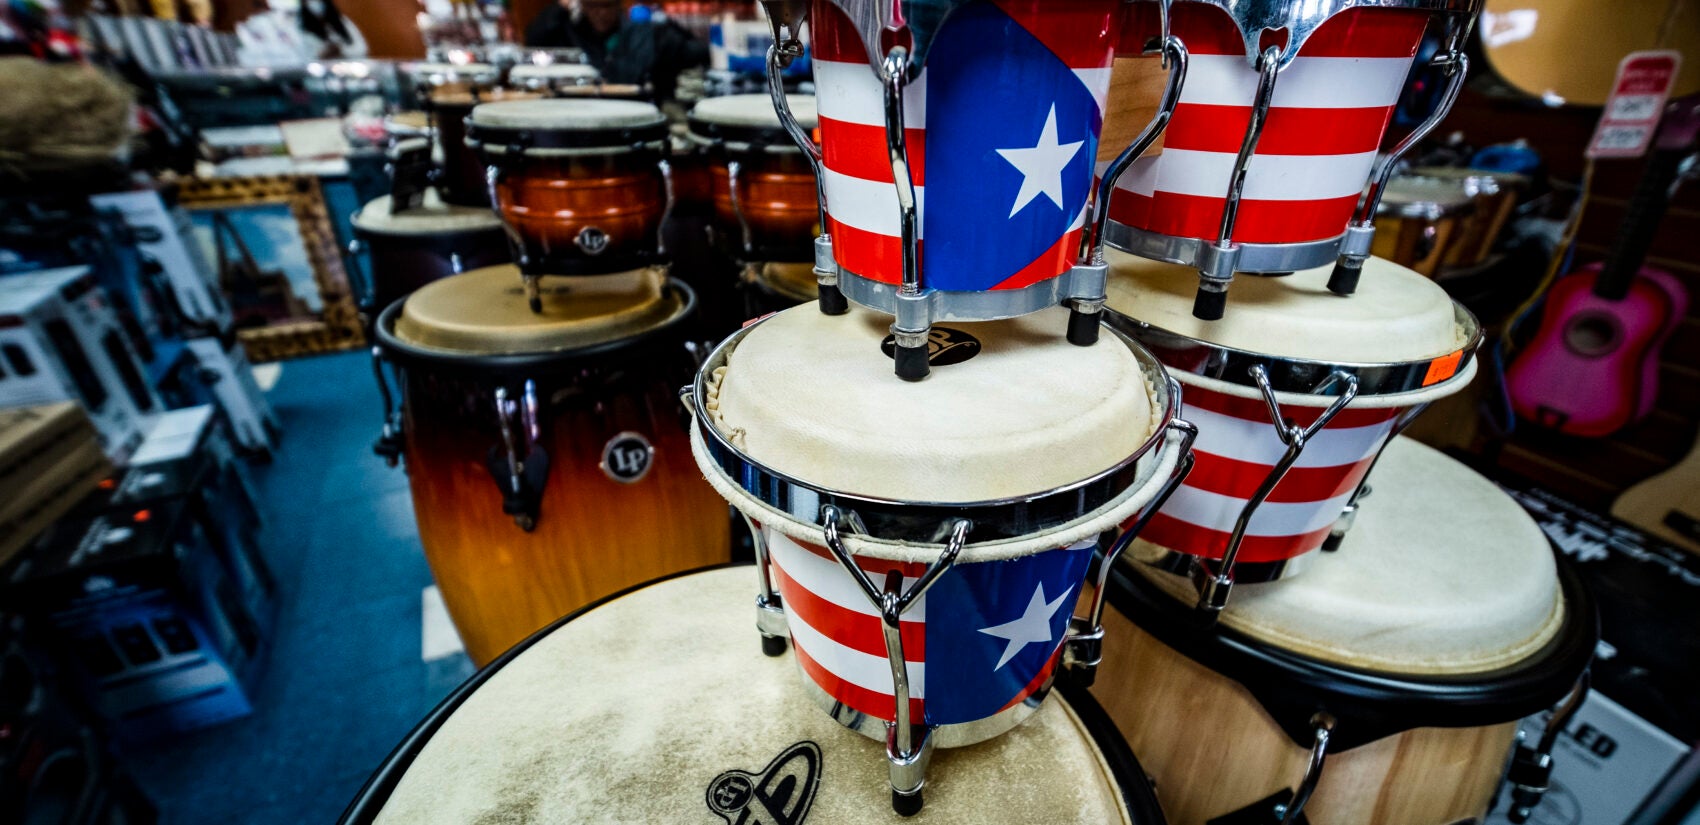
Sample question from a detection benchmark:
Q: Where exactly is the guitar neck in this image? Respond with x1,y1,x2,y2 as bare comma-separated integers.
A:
1593,146,1686,301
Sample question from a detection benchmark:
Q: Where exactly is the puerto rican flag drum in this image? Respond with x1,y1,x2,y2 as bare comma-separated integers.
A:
810,0,1120,297
686,302,1191,810
1104,251,1481,579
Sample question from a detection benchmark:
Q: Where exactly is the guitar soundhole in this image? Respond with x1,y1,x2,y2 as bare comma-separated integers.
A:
1563,313,1621,356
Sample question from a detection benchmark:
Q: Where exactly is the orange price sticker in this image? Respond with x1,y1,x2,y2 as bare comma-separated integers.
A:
1422,350,1464,386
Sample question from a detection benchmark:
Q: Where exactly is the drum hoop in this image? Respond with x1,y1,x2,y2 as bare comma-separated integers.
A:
1102,555,1598,752
834,264,1102,323
334,564,1171,825
372,277,697,376
688,316,1181,544
1102,302,1482,397
685,116,805,154
351,212,506,240
1130,0,1475,69
465,119,669,153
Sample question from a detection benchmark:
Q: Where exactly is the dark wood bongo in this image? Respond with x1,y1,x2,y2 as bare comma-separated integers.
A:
350,190,510,314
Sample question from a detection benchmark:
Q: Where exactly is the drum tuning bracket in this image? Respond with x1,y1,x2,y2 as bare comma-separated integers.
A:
741,510,791,657
370,345,406,467
761,28,848,316
485,382,550,531
1504,671,1591,823
1065,414,1198,688
1192,368,1358,616
822,505,969,816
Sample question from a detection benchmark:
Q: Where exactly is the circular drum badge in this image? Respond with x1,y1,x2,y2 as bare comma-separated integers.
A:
600,432,655,483
879,327,982,366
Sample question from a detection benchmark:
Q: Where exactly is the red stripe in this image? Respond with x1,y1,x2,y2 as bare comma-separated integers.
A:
786,535,932,579
770,559,926,660
827,217,906,285
992,226,1081,290
1186,451,1376,503
1140,510,1336,563
1164,104,1395,156
793,638,924,723
1183,384,1403,428
808,0,874,64
1108,189,1360,245
997,644,1063,713
820,117,927,185
989,0,1121,71
1151,5,1427,58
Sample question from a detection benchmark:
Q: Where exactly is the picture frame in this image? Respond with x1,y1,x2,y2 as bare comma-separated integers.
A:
178,175,366,362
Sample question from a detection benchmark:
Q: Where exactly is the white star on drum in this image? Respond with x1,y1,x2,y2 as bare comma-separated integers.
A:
995,104,1084,218
978,582,1074,671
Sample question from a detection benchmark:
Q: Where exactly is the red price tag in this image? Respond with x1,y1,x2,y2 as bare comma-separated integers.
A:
1588,51,1683,159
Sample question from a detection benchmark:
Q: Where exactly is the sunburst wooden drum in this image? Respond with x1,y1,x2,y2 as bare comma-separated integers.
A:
1091,438,1597,825
686,93,820,266
374,266,730,664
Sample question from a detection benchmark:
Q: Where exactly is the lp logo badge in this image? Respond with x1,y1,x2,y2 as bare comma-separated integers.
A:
600,432,654,483
706,741,821,825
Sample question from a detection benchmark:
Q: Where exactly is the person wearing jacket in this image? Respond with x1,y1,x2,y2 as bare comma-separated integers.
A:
525,0,707,101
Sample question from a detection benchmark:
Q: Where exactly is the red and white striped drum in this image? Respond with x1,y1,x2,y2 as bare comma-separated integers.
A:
1104,251,1480,597
1101,0,1479,320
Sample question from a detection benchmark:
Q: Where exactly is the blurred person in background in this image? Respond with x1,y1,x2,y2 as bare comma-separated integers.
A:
525,0,706,101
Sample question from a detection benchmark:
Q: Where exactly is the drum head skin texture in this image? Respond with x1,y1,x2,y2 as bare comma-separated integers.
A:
393,265,683,355
366,567,1137,825
509,63,599,81
1136,437,1563,674
709,304,1159,503
469,98,667,131
1106,250,1464,364
692,93,819,130
351,191,503,235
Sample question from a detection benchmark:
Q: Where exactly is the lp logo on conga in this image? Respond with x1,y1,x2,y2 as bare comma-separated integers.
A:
705,741,821,825
880,327,982,366
600,432,654,483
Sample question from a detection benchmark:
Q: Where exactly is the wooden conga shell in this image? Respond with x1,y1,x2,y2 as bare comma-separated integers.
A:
1097,56,1170,163
707,153,819,252
494,154,665,262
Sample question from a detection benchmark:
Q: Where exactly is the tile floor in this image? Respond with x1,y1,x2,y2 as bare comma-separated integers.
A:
119,350,474,825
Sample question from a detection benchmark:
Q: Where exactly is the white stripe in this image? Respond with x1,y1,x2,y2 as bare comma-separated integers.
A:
1187,404,1395,469
814,58,928,128
1102,155,1159,197
1162,484,1355,536
786,607,926,698
1074,67,1114,118
768,531,927,620
1180,54,1414,109
1136,148,1378,201
822,167,927,238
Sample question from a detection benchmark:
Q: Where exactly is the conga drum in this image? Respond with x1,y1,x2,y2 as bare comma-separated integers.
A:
373,266,731,664
1104,0,1480,316
1091,437,1597,825
1103,251,1479,602
687,302,1193,812
687,93,821,266
507,62,599,93
1371,173,1477,277
466,99,672,278
427,85,540,209
339,566,1169,825
741,262,822,318
350,189,510,314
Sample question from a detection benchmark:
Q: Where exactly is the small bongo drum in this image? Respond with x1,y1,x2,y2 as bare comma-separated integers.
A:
426,86,540,209
466,99,673,280
372,266,730,664
687,93,821,265
687,302,1193,812
339,566,1167,825
349,189,510,314
1103,251,1480,604
1105,0,1480,318
1409,166,1529,272
507,62,599,93
1371,174,1477,277
1093,438,1597,825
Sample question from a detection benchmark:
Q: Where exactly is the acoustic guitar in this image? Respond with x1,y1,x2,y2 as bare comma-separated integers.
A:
1615,438,1700,554
1479,0,1698,106
1504,106,1695,437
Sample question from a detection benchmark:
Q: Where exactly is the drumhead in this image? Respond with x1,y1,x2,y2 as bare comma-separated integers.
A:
692,93,818,129
409,61,496,83
351,191,503,236
428,86,539,109
508,63,598,82
707,304,1160,503
345,566,1157,825
1106,250,1465,365
390,265,685,355
1134,438,1562,674
469,98,666,131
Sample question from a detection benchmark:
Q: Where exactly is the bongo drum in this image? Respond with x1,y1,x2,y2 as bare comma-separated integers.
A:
507,62,599,93
1410,166,1529,271
1092,438,1597,825
1371,174,1477,277
688,93,821,265
466,99,673,284
372,266,730,664
427,86,540,209
1104,0,1479,318
686,302,1194,812
350,189,509,314
339,566,1168,825
799,0,1167,378
1103,251,1480,606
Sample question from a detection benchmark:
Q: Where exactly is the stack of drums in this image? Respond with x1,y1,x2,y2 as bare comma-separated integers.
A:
349,188,508,315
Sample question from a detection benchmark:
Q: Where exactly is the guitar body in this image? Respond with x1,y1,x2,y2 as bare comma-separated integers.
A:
1479,0,1699,106
1615,439,1700,554
1506,263,1688,437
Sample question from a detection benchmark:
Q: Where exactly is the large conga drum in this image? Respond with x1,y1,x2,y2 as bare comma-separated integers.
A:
466,99,672,277
1092,437,1597,825
688,302,1193,813
1104,252,1479,595
339,566,1168,824
350,189,510,314
687,93,821,266
373,266,730,664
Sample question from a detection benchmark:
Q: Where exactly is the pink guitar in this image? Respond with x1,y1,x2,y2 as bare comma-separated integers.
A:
1507,106,1696,438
